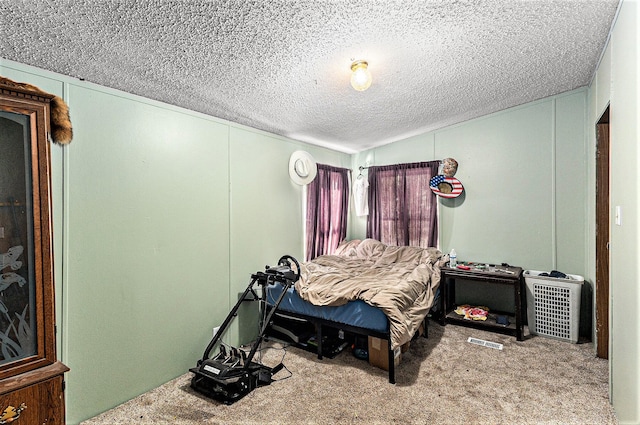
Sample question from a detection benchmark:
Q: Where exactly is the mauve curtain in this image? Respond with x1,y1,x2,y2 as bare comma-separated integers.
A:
367,161,440,248
306,164,350,260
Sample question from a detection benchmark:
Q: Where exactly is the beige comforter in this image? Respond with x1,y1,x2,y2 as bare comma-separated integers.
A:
295,239,446,349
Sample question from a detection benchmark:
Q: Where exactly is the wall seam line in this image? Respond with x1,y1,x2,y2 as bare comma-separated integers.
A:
551,98,557,269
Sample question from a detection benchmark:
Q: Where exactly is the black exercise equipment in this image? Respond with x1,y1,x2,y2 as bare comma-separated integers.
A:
190,255,300,404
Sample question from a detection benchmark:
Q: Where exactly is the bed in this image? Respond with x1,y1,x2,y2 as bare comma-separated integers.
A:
265,238,446,383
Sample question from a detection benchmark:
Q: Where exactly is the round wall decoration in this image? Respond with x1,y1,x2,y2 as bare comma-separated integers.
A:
431,157,463,198
430,175,464,198
288,151,317,185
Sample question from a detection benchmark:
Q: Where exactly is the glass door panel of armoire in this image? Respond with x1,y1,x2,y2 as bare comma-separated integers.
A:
0,110,37,366
0,87,58,379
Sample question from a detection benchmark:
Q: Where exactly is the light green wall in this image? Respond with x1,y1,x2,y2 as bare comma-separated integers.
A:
435,101,555,268
0,59,350,424
62,84,233,424
228,127,349,343
588,1,640,423
351,90,587,274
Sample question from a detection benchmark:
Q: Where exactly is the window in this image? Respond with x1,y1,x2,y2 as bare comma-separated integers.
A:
305,164,350,260
367,161,439,247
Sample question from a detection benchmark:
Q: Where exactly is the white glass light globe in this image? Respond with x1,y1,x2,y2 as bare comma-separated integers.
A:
350,61,372,91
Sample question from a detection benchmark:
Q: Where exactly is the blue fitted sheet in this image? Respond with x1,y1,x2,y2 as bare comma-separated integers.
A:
266,282,389,333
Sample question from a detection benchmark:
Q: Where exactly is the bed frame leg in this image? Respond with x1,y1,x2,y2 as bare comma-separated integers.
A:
423,316,429,339
316,323,323,360
388,344,396,384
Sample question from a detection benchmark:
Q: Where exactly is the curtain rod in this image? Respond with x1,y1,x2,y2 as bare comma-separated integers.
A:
357,159,448,173
358,159,448,171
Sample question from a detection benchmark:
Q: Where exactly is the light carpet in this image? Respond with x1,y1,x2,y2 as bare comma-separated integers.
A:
81,322,616,425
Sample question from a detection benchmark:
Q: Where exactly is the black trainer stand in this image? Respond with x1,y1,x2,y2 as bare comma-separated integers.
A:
190,255,300,404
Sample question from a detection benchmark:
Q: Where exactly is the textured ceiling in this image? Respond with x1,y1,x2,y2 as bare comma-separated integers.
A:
0,1,619,153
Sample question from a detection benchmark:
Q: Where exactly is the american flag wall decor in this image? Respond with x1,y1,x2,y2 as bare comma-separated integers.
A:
429,175,464,198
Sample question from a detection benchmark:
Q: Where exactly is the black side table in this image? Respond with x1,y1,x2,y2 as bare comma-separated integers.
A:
439,265,525,341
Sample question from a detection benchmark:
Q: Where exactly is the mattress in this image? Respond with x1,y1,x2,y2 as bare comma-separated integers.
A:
265,282,389,333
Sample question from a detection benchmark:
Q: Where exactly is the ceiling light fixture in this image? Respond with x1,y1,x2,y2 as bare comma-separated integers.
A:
350,60,372,91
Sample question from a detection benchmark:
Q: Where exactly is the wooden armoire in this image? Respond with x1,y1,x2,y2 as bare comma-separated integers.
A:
0,79,69,424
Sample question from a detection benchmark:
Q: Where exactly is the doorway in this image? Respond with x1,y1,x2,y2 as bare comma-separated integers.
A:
595,106,609,359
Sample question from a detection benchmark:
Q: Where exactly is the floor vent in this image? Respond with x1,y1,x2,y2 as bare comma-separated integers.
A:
467,337,503,350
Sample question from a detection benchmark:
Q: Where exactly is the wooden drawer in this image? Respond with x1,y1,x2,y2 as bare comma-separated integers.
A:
0,375,65,425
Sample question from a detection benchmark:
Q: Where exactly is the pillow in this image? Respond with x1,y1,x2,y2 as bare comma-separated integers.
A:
355,239,386,259
333,239,361,257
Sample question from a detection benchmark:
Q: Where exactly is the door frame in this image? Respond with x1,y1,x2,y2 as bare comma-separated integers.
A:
595,106,610,359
